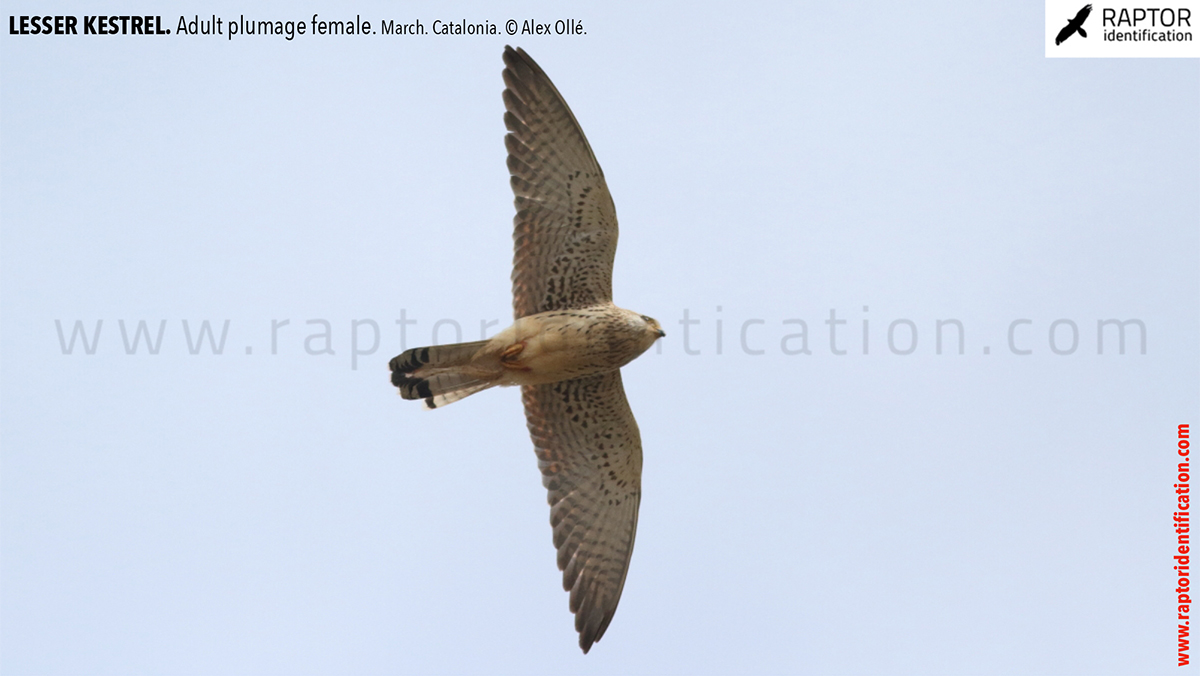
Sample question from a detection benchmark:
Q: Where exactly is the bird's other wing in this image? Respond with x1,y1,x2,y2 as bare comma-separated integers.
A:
522,370,642,653
503,46,619,319
1075,3,1093,23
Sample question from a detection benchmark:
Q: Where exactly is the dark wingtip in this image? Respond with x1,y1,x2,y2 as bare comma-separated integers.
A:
577,617,613,655
502,44,544,82
502,44,520,69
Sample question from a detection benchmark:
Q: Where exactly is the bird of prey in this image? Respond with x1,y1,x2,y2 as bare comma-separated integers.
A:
389,46,663,653
1056,4,1092,45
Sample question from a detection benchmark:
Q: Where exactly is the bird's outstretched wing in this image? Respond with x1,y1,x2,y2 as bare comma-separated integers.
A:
1073,4,1093,24
1055,23,1076,45
503,46,619,319
522,370,642,653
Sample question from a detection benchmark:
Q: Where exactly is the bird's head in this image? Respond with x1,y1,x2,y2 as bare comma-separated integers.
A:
638,316,667,338
639,314,666,339
619,308,665,355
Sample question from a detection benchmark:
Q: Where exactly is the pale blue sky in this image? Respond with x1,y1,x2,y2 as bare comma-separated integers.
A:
2,1,1197,674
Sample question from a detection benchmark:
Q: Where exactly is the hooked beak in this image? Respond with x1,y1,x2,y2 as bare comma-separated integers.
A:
657,329,666,338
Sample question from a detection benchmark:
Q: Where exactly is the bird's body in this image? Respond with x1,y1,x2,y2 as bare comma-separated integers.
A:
391,304,662,405
389,46,660,653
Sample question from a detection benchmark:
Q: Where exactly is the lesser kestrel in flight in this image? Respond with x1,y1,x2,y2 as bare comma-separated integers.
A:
389,46,662,654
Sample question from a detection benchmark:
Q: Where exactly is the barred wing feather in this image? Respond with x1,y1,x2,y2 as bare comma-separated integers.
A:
521,370,642,653
502,46,619,319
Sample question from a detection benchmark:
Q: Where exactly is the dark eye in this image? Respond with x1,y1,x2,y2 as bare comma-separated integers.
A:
640,315,651,322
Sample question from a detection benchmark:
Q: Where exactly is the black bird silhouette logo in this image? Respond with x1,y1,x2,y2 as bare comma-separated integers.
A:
1056,4,1093,45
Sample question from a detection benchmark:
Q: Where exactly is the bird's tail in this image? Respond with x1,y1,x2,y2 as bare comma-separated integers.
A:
389,340,497,409
1078,27,1087,38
